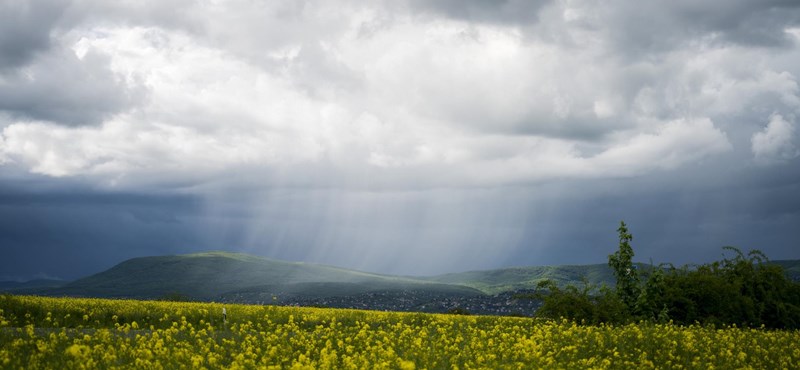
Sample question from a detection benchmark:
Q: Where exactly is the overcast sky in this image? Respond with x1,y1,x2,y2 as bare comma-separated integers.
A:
2,0,800,281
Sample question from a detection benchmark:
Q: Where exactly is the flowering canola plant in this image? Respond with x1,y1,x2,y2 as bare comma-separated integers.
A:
1,295,798,369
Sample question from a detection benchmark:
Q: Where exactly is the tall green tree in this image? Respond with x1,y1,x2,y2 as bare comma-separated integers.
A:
608,221,640,312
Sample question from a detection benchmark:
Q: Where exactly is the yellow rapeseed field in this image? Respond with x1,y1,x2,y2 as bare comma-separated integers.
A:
1,295,798,369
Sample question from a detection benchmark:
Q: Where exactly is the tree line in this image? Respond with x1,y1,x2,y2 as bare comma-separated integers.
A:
532,221,800,329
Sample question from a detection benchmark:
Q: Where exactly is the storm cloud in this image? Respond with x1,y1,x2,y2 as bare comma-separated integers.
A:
0,0,65,69
1,0,799,280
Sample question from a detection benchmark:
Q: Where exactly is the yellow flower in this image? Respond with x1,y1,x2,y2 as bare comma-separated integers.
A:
65,344,90,358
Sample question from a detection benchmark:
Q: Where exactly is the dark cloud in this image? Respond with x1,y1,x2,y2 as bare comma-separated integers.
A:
508,163,800,267
0,46,144,126
674,0,800,47
0,0,155,126
406,0,800,53
0,0,67,70
0,180,204,281
407,0,552,24
3,153,799,281
601,0,800,56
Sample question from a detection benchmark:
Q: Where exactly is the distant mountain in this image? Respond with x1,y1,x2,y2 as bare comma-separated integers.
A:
420,259,800,294
45,251,482,301
0,279,66,293
772,260,800,282
422,264,623,295
22,252,800,313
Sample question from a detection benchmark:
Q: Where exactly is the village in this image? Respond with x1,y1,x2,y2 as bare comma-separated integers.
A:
222,289,542,317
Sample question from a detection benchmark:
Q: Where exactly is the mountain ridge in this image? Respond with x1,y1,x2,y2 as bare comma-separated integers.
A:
6,252,799,314
49,251,448,300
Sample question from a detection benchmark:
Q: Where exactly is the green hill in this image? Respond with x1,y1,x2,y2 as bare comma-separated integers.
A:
428,259,800,295
772,260,800,282
47,251,481,300
0,279,66,293
425,259,800,295
34,252,800,303
421,264,626,295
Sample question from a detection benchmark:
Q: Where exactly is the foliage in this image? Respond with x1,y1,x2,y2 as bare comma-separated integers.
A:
532,280,596,323
535,222,800,329
608,221,640,311
2,295,799,369
531,279,630,325
635,263,670,323
658,247,800,328
445,307,471,315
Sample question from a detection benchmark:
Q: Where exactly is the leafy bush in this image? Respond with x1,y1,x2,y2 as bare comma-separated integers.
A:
534,222,800,329
446,307,471,315
658,247,800,328
532,280,630,325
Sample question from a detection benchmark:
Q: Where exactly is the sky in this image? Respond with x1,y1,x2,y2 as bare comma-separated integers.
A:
1,0,799,281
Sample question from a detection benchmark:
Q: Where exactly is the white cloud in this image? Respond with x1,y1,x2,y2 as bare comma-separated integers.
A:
751,114,799,164
0,1,798,192
591,118,732,175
